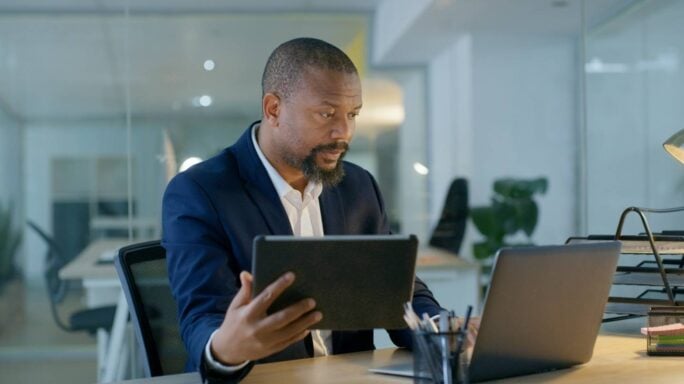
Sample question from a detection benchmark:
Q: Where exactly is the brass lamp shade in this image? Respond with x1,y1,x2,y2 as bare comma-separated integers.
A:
663,129,684,165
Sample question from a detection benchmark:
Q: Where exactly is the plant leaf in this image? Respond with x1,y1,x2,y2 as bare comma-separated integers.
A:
511,199,538,237
473,242,491,260
473,239,504,260
492,201,518,235
494,177,548,199
530,177,548,194
471,206,505,242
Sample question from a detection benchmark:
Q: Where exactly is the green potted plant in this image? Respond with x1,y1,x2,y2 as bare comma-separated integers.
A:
470,177,548,272
0,202,21,291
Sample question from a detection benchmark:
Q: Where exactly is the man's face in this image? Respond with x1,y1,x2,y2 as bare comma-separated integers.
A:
274,67,362,186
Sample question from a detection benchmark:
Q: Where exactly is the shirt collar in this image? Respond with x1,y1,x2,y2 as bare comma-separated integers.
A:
251,123,323,200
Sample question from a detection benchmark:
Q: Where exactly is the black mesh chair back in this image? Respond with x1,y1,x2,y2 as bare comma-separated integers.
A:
429,178,469,254
27,220,115,334
115,240,186,377
27,220,68,299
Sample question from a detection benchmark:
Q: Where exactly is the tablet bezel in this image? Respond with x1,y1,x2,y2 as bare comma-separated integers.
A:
251,234,418,330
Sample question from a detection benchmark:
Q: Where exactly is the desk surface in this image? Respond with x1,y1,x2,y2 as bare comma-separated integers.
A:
60,238,137,280
109,334,684,384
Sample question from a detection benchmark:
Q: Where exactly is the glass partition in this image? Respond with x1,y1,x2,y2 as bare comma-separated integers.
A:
584,0,684,235
0,4,412,383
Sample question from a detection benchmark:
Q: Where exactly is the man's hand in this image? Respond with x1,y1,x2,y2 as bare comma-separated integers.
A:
210,271,322,365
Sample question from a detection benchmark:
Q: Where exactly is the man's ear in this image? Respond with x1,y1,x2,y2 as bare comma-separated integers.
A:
263,93,280,126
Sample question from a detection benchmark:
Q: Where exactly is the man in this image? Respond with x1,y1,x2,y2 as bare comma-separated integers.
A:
162,37,442,382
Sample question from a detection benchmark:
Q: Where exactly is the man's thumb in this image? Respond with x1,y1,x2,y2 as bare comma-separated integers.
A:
229,271,253,308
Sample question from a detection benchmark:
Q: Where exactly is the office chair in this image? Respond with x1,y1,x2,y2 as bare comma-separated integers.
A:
115,240,187,376
26,220,116,335
429,178,469,254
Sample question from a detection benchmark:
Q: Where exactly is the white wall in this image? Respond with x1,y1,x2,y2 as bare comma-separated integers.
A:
424,32,579,257
426,35,478,256
469,33,578,246
396,70,430,242
427,35,474,226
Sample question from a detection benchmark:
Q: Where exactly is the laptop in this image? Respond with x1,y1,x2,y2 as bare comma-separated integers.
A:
370,241,621,382
252,234,418,330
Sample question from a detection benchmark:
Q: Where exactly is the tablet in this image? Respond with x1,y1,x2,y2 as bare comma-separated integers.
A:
251,235,418,330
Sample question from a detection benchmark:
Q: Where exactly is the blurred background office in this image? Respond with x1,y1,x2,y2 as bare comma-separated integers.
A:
1,0,683,382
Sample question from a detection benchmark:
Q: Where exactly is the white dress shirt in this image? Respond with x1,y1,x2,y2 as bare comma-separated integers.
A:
205,124,332,372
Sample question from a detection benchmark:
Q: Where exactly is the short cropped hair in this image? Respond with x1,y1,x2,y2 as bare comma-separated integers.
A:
261,37,358,99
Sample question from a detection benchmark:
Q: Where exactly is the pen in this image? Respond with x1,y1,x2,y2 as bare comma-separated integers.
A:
454,305,473,382
422,312,439,333
448,310,456,331
440,310,452,384
405,302,443,381
461,305,473,335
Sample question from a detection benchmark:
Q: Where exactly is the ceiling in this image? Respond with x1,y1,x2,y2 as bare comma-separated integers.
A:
0,0,640,123
0,4,379,123
377,0,640,65
0,0,383,14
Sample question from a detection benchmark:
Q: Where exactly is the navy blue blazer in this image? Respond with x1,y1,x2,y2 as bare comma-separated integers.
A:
162,122,442,374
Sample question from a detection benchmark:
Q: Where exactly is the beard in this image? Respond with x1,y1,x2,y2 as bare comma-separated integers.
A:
284,141,349,187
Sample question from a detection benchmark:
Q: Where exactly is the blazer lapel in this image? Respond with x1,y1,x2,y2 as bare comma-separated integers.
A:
231,122,293,235
243,182,293,235
320,187,346,235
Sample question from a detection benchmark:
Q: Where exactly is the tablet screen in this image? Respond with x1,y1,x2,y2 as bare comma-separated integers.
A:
251,235,418,330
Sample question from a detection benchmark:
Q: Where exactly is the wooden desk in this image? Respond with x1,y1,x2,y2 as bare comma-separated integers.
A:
110,334,684,383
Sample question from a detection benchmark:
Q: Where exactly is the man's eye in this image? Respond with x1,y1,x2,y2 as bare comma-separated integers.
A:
349,112,359,119
321,112,334,119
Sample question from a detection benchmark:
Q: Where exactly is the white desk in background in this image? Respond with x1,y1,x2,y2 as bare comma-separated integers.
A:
90,216,160,240
60,238,140,383
415,246,480,312
60,239,126,302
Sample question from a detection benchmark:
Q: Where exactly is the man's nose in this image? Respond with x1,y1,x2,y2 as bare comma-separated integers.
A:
331,116,354,141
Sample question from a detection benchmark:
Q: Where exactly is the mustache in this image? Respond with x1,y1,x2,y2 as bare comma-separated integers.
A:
312,141,349,153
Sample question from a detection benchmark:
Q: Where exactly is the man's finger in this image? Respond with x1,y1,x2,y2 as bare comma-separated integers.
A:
257,298,317,332
228,271,253,309
261,311,322,354
270,310,323,343
249,272,295,313
269,329,311,355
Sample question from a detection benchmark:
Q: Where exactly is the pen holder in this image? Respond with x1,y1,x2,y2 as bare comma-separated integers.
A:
646,306,684,356
412,330,469,384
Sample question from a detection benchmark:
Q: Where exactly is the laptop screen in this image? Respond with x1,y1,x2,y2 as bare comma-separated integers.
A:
468,242,620,382
369,242,621,382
